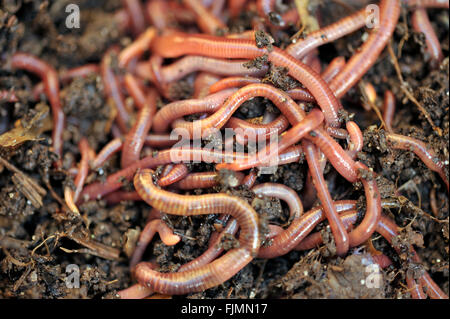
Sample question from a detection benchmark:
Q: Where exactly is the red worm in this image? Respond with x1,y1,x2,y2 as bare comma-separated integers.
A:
369,214,448,299
151,32,342,127
286,8,367,59
114,9,132,32
306,128,359,183
124,73,148,109
229,0,248,17
252,183,303,219
103,190,142,205
385,133,449,190
329,0,401,99
173,171,245,189
216,109,323,171
122,0,146,36
257,200,357,258
178,218,239,272
152,88,237,133
404,0,449,8
226,115,290,144
133,169,260,295
73,138,93,203
158,163,190,187
121,89,158,168
303,139,350,256
242,169,258,188
145,0,171,30
382,90,396,133
411,7,444,69
11,53,65,163
193,72,221,99
256,0,298,28
172,84,308,137
0,90,18,102
327,127,349,140
346,121,364,159
160,56,267,83
182,0,227,35
321,56,346,83
129,219,181,269
80,145,304,201
348,162,381,247
91,138,123,170
119,27,156,69
144,134,181,148
406,274,427,299
302,50,322,74
101,48,130,133
59,64,100,83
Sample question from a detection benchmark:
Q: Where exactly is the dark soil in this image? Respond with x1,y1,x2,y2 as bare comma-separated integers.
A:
0,1,448,299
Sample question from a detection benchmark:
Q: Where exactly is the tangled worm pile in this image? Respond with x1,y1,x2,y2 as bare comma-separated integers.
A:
7,0,448,299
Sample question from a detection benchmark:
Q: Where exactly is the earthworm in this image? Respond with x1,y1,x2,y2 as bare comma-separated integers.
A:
382,90,396,132
81,144,305,202
124,73,148,109
178,218,239,272
11,52,65,163
429,188,439,217
257,200,357,258
303,140,350,256
306,128,359,183
301,148,327,210
346,121,364,159
193,73,221,99
347,162,381,247
0,90,18,102
286,8,367,59
121,89,158,168
151,33,342,127
119,28,156,69
32,64,100,99
173,171,245,189
229,0,248,17
122,0,146,36
133,169,260,294
209,0,226,17
385,133,449,189
145,0,170,30
256,0,298,28
80,147,248,200
59,64,100,83
144,134,181,148
370,214,448,299
404,0,449,8
242,169,258,188
208,76,262,94
159,56,267,83
327,127,349,139
101,48,130,133
152,88,237,133
406,274,427,299
91,138,123,170
216,109,323,171
121,217,239,299
302,50,322,74
167,1,197,25
103,190,142,205
129,219,181,269
172,84,309,137
147,55,168,99
226,114,290,144
158,163,190,187
329,0,401,99
321,56,346,83
114,9,132,32
411,7,444,69
252,183,303,219
73,138,93,203
182,0,227,35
